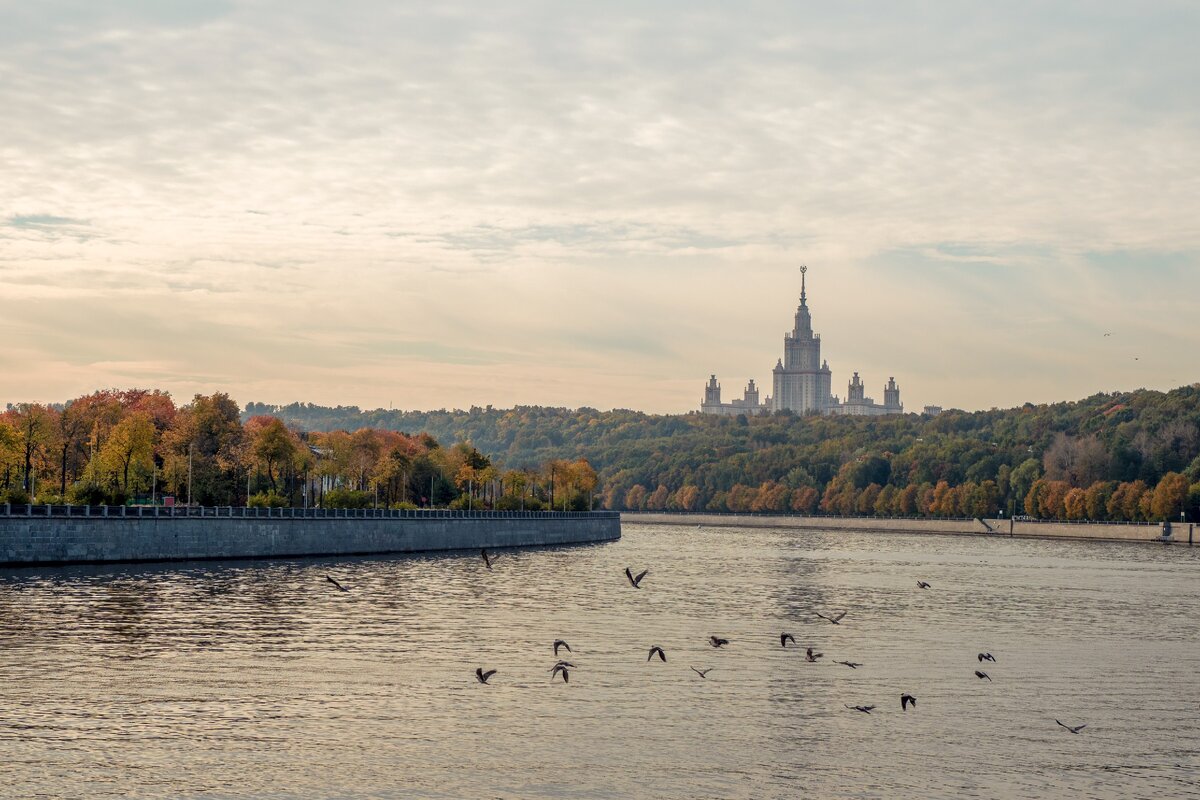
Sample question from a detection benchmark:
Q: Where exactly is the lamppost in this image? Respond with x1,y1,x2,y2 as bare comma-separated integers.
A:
187,442,193,507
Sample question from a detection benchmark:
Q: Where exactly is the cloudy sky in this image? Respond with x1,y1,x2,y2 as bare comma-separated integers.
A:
3,1,1198,414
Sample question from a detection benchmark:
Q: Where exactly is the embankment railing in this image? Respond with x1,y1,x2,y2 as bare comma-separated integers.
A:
0,504,617,521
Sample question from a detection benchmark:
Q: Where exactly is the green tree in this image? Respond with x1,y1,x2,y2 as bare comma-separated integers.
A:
1010,459,1042,515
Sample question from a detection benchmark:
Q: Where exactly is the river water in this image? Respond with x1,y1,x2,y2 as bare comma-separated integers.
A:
2,523,1198,799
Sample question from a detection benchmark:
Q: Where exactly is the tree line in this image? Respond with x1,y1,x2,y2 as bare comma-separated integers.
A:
1,390,597,511
250,384,1200,522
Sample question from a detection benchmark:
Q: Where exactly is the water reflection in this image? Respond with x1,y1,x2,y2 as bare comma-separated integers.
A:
1,526,1198,799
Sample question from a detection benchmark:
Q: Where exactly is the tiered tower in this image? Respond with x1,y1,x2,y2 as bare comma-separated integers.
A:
704,374,721,406
847,372,865,401
743,379,760,407
883,377,902,411
700,266,909,417
772,266,834,413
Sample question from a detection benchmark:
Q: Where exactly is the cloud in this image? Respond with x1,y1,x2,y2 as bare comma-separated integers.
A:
1,1,1198,412
4,214,88,228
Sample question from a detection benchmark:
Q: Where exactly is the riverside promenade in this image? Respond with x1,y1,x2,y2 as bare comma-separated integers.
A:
622,512,1191,544
0,505,621,566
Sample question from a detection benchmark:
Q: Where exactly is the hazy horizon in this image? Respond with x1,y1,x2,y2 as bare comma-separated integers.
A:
4,2,1198,414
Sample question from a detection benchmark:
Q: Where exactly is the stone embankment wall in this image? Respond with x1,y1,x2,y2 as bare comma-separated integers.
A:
0,507,621,566
622,512,1189,544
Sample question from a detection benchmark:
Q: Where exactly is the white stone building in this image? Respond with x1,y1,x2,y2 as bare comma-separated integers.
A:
701,267,905,417
700,376,769,416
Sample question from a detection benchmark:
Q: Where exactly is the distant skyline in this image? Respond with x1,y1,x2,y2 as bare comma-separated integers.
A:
3,2,1198,414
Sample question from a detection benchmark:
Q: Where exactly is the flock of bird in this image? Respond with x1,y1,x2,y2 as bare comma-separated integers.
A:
324,549,1088,734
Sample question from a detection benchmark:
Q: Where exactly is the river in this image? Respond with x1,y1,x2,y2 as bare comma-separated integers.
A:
2,523,1198,799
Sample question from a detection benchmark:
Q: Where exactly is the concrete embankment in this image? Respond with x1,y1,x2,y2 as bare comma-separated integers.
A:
0,506,621,566
622,512,1190,544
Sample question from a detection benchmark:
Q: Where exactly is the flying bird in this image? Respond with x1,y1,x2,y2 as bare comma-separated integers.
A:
475,668,497,684
834,660,862,669
978,653,996,663
709,636,729,648
1056,720,1087,734
325,575,349,592
1103,332,1112,337
553,639,572,656
550,660,576,671
901,693,917,710
781,633,796,648
845,705,875,714
647,646,667,662
551,664,570,683
917,581,931,589
481,549,497,570
814,611,847,625
625,567,649,589
805,648,823,662
975,670,992,681
691,667,713,679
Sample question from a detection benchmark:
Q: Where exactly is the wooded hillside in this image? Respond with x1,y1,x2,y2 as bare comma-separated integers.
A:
247,385,1200,520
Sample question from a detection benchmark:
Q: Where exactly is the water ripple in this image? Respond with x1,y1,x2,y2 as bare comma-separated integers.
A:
1,524,1198,798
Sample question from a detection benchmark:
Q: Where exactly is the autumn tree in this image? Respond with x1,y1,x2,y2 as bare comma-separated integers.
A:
1107,480,1148,521
1150,472,1189,520
856,483,882,516
162,393,244,504
99,412,156,493
349,429,382,490
790,486,819,513
54,400,93,496
751,481,789,512
1084,481,1115,520
671,485,701,511
373,447,414,506
0,419,22,494
1063,487,1087,520
874,484,899,516
646,484,670,511
247,417,301,492
10,403,57,494
625,484,648,510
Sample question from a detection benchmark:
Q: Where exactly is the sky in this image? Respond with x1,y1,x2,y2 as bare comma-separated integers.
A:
3,1,1199,415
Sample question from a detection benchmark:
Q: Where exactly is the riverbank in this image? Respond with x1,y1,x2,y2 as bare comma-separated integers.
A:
0,506,621,566
622,512,1190,544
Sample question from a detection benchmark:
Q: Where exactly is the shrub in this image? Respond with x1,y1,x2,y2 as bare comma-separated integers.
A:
247,491,288,508
68,484,108,506
322,488,372,509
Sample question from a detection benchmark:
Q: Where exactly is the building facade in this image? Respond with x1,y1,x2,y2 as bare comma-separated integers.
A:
833,373,904,416
701,267,905,417
700,375,769,416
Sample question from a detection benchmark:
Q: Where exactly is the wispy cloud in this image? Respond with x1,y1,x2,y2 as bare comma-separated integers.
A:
5,214,87,228
1,1,1198,412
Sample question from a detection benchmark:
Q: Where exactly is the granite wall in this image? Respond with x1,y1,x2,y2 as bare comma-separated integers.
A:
0,509,621,566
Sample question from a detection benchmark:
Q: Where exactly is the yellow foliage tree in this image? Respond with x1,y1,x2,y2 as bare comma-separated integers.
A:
1063,487,1087,520
98,412,155,492
1150,472,1189,520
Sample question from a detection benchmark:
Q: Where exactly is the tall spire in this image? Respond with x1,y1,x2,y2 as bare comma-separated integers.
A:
800,265,807,306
